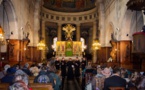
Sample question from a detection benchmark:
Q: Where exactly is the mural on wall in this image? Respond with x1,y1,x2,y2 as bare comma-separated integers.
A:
43,0,96,12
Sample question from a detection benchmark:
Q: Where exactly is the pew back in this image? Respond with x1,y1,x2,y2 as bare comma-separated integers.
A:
0,83,9,90
109,87,125,90
29,76,35,83
29,83,53,90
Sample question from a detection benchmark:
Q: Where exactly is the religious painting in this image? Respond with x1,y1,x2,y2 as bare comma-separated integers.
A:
43,0,96,12
56,41,65,56
65,41,73,56
73,41,82,56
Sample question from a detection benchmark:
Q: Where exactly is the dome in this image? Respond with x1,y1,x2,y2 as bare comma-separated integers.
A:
43,0,96,12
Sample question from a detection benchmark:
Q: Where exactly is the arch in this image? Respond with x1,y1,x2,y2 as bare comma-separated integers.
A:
105,22,114,46
3,0,18,39
130,11,144,34
0,0,18,52
25,22,33,46
120,10,143,40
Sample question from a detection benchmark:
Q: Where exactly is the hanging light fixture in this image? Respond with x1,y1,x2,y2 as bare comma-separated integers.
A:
0,0,5,62
0,26,4,42
0,0,5,43
92,39,101,50
37,0,46,50
92,22,101,50
37,39,46,50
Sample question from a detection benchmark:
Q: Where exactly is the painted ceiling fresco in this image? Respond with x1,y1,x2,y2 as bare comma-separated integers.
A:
43,0,96,12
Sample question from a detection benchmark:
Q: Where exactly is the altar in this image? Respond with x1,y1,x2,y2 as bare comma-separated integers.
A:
56,41,82,57
52,24,86,60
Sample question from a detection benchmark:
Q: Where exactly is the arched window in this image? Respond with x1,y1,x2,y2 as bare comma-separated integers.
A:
81,37,87,52
52,37,57,51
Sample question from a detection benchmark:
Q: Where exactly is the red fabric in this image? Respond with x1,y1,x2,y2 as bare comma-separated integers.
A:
132,32,145,36
29,88,33,90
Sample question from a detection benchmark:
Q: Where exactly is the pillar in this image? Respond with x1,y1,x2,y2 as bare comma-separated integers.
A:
41,20,46,60
76,24,80,41
92,21,97,63
57,23,62,41
98,2,105,46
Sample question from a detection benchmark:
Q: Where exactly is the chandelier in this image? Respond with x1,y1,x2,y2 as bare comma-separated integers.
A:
92,39,101,50
37,39,46,50
127,0,145,12
0,25,5,45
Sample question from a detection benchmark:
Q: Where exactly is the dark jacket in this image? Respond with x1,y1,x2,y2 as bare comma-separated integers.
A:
1,74,15,84
104,75,126,90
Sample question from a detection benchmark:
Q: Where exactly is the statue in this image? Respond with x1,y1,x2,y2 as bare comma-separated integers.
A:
62,24,76,41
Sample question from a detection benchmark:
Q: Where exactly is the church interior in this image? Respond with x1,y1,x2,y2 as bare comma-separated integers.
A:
0,0,145,90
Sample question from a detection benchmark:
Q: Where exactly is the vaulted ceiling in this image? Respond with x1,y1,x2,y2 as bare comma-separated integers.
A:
43,0,96,12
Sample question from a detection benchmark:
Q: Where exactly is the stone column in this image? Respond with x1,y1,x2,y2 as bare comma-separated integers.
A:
98,2,105,46
57,23,62,41
92,21,97,63
41,20,46,60
76,24,81,41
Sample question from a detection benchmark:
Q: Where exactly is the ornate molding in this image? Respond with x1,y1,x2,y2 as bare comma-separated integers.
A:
41,7,97,24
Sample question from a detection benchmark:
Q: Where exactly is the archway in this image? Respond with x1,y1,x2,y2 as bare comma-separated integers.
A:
105,22,114,47
0,0,18,52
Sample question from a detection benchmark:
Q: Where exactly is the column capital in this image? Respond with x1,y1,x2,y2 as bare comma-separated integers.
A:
93,21,97,25
76,23,81,27
57,23,62,26
42,20,46,23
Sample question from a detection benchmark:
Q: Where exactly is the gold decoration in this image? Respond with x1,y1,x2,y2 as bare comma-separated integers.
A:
37,40,46,50
62,24,75,40
92,39,101,50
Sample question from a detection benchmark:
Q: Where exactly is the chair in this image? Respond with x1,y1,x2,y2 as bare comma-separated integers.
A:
109,87,125,90
0,83,10,90
29,83,53,90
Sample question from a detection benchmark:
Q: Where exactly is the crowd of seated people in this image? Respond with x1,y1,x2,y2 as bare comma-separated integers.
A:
0,57,145,90
0,59,63,90
0,57,87,90
83,64,145,90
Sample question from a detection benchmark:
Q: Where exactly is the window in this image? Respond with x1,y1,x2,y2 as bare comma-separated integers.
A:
52,37,57,51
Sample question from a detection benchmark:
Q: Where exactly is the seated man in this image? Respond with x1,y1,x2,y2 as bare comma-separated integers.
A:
104,68,126,90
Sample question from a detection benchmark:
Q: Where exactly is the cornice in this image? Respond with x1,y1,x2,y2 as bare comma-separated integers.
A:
41,7,98,24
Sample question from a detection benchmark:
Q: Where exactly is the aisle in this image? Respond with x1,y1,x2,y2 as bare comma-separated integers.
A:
63,77,81,90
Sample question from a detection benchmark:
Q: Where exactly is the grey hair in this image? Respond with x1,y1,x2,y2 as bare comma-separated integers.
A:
14,69,29,85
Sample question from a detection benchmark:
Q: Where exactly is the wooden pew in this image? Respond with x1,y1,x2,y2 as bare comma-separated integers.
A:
29,83,53,90
0,83,9,90
109,87,125,90
29,76,35,83
129,87,137,90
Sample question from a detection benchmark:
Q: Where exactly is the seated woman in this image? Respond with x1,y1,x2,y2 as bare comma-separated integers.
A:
9,70,29,90
9,80,29,90
1,67,16,84
137,76,145,90
128,71,141,88
49,70,62,90
14,69,29,85
34,66,50,83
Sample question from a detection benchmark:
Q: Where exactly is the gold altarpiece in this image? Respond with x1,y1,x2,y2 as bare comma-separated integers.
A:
53,24,84,58
56,41,82,57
